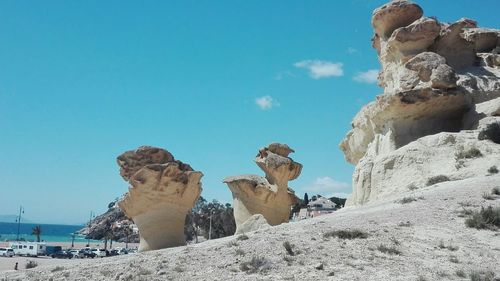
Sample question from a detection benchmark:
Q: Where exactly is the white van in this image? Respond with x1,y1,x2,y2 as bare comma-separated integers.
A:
0,248,15,257
9,242,46,257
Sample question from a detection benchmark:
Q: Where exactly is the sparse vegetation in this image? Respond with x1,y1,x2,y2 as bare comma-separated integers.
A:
283,241,295,256
235,248,245,256
482,193,495,200
469,270,495,281
323,229,369,240
377,244,401,255
237,234,249,241
456,269,466,278
487,166,498,174
240,256,271,274
51,266,65,272
25,260,38,269
228,240,238,247
407,184,419,190
455,147,482,159
397,197,418,204
465,206,500,230
426,175,450,186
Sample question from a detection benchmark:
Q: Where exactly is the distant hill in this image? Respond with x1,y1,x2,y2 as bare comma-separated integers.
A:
0,215,33,224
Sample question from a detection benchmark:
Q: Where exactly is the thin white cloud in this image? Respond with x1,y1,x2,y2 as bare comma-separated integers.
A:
353,69,379,84
255,95,279,110
274,71,296,80
294,60,344,79
347,47,358,54
301,176,351,198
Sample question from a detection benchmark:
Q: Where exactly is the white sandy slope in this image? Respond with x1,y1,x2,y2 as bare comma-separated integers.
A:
1,175,499,281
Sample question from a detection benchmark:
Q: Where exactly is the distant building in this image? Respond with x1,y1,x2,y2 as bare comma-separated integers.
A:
308,197,337,211
292,196,338,221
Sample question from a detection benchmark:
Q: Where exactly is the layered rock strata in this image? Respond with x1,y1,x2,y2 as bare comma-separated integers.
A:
341,1,500,206
117,146,202,252
224,143,301,233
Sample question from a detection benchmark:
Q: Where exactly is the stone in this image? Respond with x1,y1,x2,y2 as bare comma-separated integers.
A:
371,1,423,40
341,1,500,206
224,143,301,233
116,146,202,252
234,214,270,235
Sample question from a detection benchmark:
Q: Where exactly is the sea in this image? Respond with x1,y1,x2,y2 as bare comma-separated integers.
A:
0,222,99,243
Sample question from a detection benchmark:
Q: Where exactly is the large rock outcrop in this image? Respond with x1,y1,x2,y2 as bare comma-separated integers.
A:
224,143,301,233
117,146,202,252
341,1,500,206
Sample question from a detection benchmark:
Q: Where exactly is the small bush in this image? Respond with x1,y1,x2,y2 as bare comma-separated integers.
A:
478,122,500,144
482,193,495,200
323,229,369,240
228,240,238,247
456,269,466,278
465,206,500,230
437,240,457,250
377,244,401,255
25,260,38,269
426,175,450,186
491,187,500,196
408,184,419,190
469,270,495,281
397,197,417,204
237,234,249,241
51,266,65,272
240,256,271,274
487,166,499,174
449,256,459,263
283,241,295,256
455,147,482,159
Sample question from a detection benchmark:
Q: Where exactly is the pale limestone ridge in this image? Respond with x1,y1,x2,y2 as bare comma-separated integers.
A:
224,143,301,233
117,146,202,252
341,0,500,206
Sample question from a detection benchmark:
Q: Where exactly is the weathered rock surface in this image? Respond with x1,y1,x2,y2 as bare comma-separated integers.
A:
341,1,500,206
117,146,202,252
224,143,300,233
234,214,270,235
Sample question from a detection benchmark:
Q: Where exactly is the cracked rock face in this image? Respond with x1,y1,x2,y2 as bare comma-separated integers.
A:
224,143,301,233
341,1,500,206
117,146,202,252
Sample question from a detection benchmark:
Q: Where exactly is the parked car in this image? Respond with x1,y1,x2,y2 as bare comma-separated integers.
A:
0,248,15,257
68,249,84,259
79,248,96,258
109,249,120,256
45,246,62,256
91,248,107,258
51,250,73,259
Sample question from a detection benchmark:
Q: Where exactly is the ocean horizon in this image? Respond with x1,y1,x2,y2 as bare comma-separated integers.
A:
0,222,100,243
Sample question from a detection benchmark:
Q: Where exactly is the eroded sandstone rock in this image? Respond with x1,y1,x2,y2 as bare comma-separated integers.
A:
341,1,500,206
117,146,202,252
224,143,300,233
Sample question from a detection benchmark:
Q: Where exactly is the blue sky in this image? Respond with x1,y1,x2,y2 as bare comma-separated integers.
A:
0,0,498,224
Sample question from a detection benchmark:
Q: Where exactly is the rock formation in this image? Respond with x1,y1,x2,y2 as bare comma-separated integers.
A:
116,146,202,252
341,1,500,206
224,143,301,233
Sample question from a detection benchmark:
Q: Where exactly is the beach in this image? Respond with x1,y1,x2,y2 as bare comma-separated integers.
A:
0,241,139,272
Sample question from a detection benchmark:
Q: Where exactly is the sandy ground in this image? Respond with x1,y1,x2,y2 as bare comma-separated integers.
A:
1,175,499,280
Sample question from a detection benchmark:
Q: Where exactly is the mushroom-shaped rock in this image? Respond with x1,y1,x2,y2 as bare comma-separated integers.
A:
372,0,423,39
224,143,301,233
116,146,202,252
